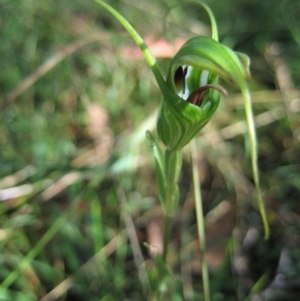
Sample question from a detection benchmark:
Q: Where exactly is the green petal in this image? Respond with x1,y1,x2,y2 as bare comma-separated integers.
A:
167,36,251,92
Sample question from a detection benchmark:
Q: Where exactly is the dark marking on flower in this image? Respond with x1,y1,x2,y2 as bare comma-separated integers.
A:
174,66,188,92
187,84,227,107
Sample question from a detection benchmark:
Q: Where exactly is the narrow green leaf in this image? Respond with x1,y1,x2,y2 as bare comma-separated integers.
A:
146,131,166,209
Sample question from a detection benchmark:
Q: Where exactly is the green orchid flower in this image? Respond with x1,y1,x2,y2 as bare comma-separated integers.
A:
94,0,269,245
94,1,251,153
156,36,252,151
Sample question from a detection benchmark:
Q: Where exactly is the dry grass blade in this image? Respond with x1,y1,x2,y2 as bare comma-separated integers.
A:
0,166,36,190
39,171,94,202
116,185,151,297
0,184,33,201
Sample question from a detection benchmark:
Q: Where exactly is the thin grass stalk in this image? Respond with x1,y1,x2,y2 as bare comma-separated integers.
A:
242,89,269,239
191,140,210,301
116,185,151,296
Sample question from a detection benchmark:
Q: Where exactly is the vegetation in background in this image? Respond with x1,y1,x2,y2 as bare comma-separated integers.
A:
0,0,300,300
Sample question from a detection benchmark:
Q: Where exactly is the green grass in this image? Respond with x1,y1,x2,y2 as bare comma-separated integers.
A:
1,0,300,300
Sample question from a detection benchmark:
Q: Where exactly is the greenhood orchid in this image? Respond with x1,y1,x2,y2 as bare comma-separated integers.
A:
94,0,269,247
156,36,251,151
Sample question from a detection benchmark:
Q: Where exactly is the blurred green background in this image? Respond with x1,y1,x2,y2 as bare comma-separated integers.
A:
0,0,300,300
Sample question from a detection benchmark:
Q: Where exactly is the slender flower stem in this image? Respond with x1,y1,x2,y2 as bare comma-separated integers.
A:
191,140,210,301
162,149,182,262
162,215,173,262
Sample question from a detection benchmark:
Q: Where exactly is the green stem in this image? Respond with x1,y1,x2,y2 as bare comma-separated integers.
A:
242,88,269,239
94,0,169,97
166,1,218,42
162,149,182,262
162,215,173,262
191,140,210,301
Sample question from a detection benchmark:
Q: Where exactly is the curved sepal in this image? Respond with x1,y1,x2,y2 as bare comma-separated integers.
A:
157,36,251,151
167,36,251,92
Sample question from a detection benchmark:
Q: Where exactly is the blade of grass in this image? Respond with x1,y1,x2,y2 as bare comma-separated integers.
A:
90,192,104,253
191,140,210,301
